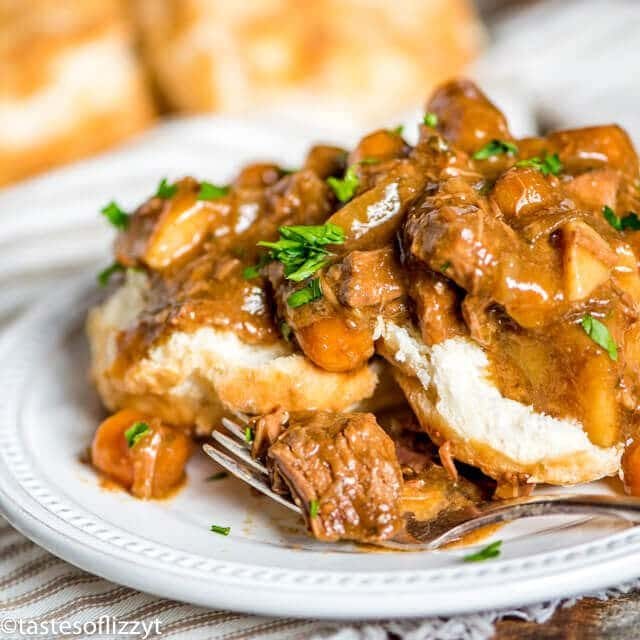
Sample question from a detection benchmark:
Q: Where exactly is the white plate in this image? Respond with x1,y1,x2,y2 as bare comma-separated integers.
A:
2,117,640,619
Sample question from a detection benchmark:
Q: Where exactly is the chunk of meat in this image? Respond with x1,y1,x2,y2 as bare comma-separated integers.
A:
303,145,347,179
338,248,404,308
548,125,639,179
404,176,566,329
564,169,621,211
348,130,409,166
267,411,403,542
408,270,466,345
250,407,289,459
427,79,513,155
91,409,192,499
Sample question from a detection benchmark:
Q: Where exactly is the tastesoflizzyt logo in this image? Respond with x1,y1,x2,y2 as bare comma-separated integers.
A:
0,616,162,638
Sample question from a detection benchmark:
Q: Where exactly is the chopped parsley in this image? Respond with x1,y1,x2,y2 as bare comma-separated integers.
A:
359,157,381,165
280,321,292,342
515,152,563,176
124,421,150,448
155,178,177,199
463,540,502,562
423,112,438,128
100,201,129,230
210,524,231,536
603,205,640,231
246,223,344,285
327,166,359,203
97,262,124,287
440,261,451,273
581,314,618,361
473,140,518,161
198,182,230,201
309,499,320,518
390,124,405,136
244,426,254,444
287,278,323,308
206,471,229,482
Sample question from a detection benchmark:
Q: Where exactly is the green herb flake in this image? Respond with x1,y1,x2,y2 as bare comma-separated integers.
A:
280,322,292,342
244,426,254,444
440,261,451,273
198,182,230,201
359,157,381,165
423,112,438,128
100,201,129,230
327,166,359,203
251,223,345,283
581,314,618,361
309,499,320,518
210,524,231,536
391,124,405,136
155,178,178,199
516,152,563,176
287,278,323,308
124,421,150,448
97,262,124,287
463,540,502,562
206,471,229,482
603,205,640,231
473,140,518,161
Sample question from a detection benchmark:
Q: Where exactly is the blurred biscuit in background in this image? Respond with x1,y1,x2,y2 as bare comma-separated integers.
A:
0,0,155,186
134,0,482,130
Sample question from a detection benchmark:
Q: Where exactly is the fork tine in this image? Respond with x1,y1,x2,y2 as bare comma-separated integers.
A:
203,443,301,514
212,431,268,475
221,417,249,443
228,408,250,424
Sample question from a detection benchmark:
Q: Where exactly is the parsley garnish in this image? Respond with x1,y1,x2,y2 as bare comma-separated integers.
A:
244,427,254,444
423,112,438,128
210,524,231,536
198,182,230,201
516,152,563,176
124,421,150,448
247,223,344,283
391,125,405,136
603,205,640,231
97,262,124,287
101,201,129,230
155,178,177,199
287,278,323,308
473,140,518,160
581,314,618,361
309,499,320,518
280,322,292,342
359,157,380,165
463,540,502,562
440,261,451,273
327,166,359,203
206,471,229,482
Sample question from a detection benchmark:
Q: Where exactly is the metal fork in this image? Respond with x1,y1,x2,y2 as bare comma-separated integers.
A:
203,416,640,551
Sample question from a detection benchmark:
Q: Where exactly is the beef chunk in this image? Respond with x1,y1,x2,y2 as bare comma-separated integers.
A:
338,247,404,309
268,411,403,542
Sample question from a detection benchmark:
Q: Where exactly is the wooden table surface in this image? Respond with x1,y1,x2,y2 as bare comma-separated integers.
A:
493,591,640,639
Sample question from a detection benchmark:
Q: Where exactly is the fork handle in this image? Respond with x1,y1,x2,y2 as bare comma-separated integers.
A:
429,493,640,550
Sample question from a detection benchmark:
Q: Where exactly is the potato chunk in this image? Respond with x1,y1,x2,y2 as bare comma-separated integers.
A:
562,221,616,301
576,355,619,448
